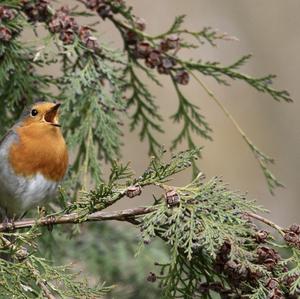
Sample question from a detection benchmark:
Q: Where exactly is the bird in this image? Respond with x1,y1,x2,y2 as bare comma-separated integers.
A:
0,101,68,221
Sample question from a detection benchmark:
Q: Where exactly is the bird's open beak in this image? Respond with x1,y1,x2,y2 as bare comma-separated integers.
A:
44,103,61,127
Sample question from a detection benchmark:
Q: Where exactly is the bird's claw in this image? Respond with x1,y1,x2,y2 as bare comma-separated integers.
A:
2,216,16,231
45,215,56,232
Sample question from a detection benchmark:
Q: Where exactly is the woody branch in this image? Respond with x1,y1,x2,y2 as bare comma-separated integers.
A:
0,206,285,236
0,206,156,232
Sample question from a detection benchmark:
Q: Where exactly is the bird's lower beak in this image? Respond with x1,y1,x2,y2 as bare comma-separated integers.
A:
44,103,61,127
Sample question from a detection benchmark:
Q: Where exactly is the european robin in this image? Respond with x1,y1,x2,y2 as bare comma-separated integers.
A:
0,101,68,220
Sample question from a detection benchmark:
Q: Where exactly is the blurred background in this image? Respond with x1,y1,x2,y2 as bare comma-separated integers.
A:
98,0,300,226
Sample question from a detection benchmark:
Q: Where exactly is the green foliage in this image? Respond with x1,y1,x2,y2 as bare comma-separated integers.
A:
185,56,292,102
138,174,268,298
0,229,111,298
171,78,211,174
279,247,300,294
67,148,201,217
59,47,126,186
0,11,52,135
39,223,167,299
125,59,164,156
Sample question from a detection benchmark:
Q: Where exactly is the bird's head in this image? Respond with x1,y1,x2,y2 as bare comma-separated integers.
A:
19,102,61,128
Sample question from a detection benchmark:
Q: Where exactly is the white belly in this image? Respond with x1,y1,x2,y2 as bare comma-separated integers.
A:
0,131,58,217
0,171,58,218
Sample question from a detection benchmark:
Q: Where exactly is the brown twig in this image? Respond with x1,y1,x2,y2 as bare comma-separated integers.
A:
0,236,56,298
0,207,156,232
26,261,57,299
0,204,285,241
246,212,284,236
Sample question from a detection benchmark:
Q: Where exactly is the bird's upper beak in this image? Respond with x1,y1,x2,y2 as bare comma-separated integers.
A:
44,103,61,127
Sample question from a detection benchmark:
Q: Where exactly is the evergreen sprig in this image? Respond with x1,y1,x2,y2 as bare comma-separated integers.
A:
184,56,292,103
0,8,53,135
67,148,201,217
59,49,126,186
125,59,164,156
170,78,212,174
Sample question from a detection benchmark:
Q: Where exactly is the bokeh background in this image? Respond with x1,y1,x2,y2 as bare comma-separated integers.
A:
95,0,300,226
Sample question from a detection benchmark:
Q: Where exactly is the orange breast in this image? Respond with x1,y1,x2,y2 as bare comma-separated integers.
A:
9,124,68,182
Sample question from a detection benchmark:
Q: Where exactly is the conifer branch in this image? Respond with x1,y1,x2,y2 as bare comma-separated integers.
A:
190,72,283,194
0,208,286,242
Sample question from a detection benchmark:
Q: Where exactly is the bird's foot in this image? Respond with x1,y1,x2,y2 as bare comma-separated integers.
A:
1,216,16,231
45,215,56,232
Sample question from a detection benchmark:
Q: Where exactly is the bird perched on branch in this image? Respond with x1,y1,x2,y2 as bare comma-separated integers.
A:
0,101,68,221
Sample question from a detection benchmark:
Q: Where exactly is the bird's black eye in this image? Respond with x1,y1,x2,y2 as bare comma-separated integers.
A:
31,109,38,117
